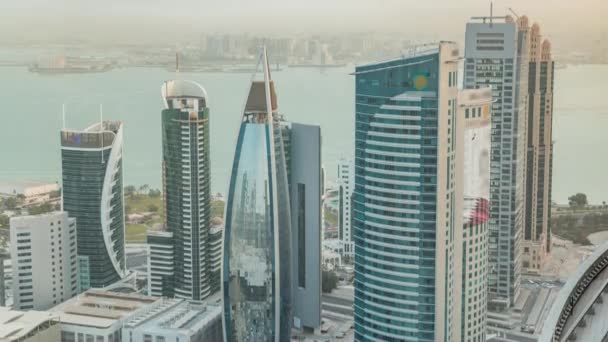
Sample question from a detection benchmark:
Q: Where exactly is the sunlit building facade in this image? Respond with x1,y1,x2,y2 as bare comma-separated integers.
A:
353,42,463,341
60,120,127,289
464,15,531,308
459,88,492,342
222,49,293,342
523,22,555,274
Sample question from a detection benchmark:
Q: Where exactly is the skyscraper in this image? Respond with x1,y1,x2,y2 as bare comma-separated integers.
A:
282,121,322,332
61,120,126,289
464,15,531,308
523,23,554,273
353,42,463,341
337,160,354,259
148,79,212,300
222,48,293,342
459,88,493,342
10,212,79,310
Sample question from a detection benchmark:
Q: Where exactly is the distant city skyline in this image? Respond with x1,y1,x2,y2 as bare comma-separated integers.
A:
0,0,606,52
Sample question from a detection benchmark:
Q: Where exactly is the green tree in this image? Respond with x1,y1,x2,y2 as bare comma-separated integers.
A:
50,189,62,199
568,193,588,210
0,214,9,228
139,184,149,195
29,202,55,215
322,270,339,293
124,185,137,197
147,204,159,213
148,189,161,197
4,197,18,210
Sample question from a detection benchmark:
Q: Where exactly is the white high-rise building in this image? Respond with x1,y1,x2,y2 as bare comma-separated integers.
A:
10,211,79,311
337,160,354,259
459,88,493,342
464,15,531,309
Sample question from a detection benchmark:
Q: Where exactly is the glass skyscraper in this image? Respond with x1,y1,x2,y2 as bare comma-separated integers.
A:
353,42,463,341
464,15,530,308
222,49,292,342
60,120,127,289
148,80,212,300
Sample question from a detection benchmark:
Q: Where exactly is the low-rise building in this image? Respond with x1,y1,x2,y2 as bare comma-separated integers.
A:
10,212,79,310
51,289,159,342
0,307,60,342
208,222,223,295
122,297,222,342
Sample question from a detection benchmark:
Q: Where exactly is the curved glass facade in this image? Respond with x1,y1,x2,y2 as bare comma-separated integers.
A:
223,76,292,342
61,121,126,289
353,43,462,342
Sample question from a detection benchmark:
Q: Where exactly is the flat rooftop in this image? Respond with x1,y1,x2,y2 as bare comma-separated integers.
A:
0,307,58,340
125,292,222,335
51,289,159,328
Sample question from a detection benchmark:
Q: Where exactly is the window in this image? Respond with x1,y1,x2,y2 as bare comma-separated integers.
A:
297,183,306,288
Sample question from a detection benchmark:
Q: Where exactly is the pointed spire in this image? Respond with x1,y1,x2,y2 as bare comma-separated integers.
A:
262,45,273,122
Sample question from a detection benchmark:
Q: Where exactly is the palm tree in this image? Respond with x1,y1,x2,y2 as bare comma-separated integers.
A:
139,184,149,195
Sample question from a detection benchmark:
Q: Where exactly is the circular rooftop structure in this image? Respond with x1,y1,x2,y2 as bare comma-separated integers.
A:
540,242,608,342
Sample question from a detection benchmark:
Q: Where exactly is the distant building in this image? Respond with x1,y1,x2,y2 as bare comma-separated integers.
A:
51,289,159,342
540,242,608,342
459,88,493,342
464,15,531,309
353,42,463,341
0,307,60,342
10,212,79,311
0,181,60,207
337,160,354,259
150,79,212,301
522,22,555,274
122,298,222,342
60,121,127,289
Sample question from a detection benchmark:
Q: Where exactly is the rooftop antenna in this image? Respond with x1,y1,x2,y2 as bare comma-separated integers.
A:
262,45,273,122
490,1,493,27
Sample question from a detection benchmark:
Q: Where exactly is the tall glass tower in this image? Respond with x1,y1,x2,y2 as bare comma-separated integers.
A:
353,42,463,341
150,80,211,300
222,48,292,342
464,15,530,308
60,121,126,289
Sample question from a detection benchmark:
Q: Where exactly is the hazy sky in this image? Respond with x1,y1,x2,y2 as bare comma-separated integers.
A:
1,0,606,45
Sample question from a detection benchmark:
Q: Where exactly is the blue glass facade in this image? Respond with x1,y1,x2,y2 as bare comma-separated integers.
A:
353,44,462,341
222,73,292,341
